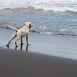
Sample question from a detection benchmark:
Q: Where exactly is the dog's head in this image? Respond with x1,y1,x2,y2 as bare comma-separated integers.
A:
24,22,32,28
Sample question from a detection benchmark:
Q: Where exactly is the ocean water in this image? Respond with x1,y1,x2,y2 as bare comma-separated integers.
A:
0,0,77,59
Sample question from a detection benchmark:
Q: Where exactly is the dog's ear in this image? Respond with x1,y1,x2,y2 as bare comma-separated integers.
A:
29,24,31,28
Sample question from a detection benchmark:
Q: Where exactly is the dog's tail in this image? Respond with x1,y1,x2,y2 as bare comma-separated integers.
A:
7,25,17,31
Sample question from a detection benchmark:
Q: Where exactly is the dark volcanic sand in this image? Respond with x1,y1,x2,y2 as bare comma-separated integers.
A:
0,49,77,77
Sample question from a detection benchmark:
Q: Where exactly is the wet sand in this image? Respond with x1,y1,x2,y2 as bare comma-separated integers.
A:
0,49,77,77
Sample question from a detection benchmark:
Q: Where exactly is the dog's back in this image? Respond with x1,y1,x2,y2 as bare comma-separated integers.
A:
17,26,29,37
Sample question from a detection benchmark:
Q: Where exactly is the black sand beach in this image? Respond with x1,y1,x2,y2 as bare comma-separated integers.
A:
0,49,77,77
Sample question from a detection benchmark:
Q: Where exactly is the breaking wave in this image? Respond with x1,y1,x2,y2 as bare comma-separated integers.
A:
0,0,77,13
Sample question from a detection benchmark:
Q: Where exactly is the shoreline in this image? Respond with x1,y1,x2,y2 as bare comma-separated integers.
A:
0,28,77,60
0,48,77,77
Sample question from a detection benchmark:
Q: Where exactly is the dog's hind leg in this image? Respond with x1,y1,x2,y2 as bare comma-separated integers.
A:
15,36,23,48
6,32,17,47
15,36,20,47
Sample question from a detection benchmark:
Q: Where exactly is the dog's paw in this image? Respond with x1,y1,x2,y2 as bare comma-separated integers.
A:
21,43,23,45
6,44,9,48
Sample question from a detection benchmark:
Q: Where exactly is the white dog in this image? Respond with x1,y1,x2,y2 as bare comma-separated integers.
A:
6,22,32,47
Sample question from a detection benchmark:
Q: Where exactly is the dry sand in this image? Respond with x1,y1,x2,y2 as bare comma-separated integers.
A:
0,49,77,77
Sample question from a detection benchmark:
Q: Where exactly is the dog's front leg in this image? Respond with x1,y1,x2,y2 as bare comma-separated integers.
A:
26,34,29,45
20,36,23,45
20,36,23,50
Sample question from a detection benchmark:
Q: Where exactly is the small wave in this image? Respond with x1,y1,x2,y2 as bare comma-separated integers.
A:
1,7,77,14
0,22,17,29
30,25,77,36
1,21,77,36
1,23,77,36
